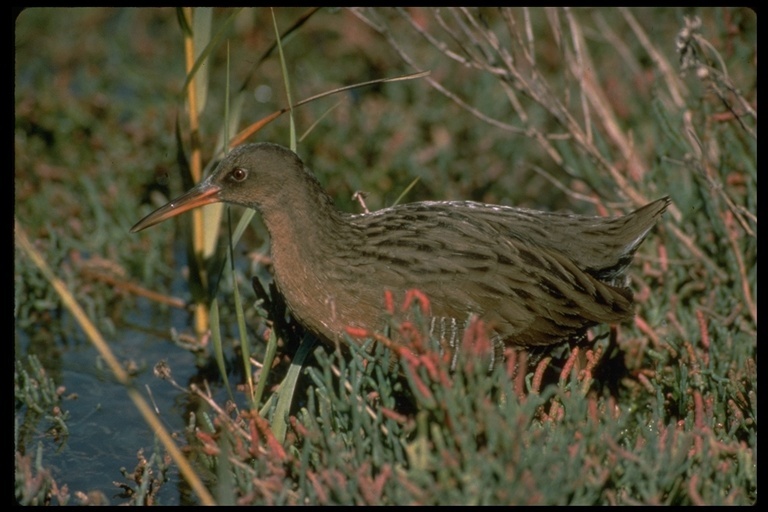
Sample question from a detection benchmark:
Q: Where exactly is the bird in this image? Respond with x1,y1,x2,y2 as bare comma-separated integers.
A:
131,142,669,369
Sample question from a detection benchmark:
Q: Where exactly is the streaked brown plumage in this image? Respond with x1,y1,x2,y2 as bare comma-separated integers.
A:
132,142,669,361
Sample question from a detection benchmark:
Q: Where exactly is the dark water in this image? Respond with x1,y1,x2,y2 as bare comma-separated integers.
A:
16,253,249,505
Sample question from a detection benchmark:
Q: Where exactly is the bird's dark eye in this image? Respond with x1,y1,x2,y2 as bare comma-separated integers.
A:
230,168,248,182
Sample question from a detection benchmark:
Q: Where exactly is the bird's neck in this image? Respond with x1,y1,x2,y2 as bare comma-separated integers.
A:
258,171,353,261
258,179,359,341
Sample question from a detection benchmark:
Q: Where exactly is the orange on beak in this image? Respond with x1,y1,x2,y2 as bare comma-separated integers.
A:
130,180,222,232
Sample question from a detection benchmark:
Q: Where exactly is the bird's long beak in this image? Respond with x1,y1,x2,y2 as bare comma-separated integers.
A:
130,180,222,232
